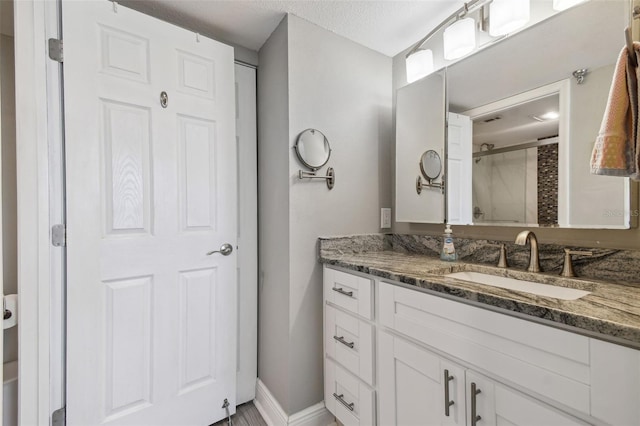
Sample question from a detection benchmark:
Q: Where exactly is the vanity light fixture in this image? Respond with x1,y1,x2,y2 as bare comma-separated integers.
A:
406,49,434,83
489,0,530,37
552,0,586,12
444,17,476,60
405,0,531,83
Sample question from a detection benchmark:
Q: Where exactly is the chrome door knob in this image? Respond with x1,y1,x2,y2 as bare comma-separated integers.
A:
207,243,233,256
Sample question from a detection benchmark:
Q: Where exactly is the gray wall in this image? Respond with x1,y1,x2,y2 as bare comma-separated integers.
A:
258,14,392,414
257,17,291,413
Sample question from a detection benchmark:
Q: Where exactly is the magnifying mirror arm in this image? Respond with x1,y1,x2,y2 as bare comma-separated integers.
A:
416,175,445,195
298,167,335,190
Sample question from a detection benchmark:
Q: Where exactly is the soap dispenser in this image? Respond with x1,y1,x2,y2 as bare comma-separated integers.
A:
441,225,457,261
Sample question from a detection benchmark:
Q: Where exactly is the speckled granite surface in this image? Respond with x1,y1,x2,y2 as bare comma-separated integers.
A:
318,234,640,348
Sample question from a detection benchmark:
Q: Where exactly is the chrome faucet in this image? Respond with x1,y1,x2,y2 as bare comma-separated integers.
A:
514,231,541,273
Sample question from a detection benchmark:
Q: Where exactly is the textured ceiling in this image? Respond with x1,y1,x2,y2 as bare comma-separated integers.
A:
120,0,461,57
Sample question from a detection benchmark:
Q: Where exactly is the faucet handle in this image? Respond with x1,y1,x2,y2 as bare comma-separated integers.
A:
560,248,592,277
487,243,508,268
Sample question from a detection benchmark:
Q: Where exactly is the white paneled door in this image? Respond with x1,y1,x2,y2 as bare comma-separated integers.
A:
447,113,473,225
62,2,237,425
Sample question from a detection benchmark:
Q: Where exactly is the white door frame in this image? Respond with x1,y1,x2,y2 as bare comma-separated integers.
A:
14,0,65,424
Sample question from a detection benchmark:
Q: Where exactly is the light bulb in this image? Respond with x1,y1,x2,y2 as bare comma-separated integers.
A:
490,0,530,37
406,49,434,83
443,18,476,60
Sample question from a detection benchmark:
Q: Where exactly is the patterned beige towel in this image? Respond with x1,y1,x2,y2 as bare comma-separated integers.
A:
590,43,639,178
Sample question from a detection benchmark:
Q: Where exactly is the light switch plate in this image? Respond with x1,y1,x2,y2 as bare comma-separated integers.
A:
381,208,392,229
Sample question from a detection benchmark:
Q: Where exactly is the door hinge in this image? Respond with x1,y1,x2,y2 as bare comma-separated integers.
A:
52,407,66,426
52,224,66,247
48,38,63,62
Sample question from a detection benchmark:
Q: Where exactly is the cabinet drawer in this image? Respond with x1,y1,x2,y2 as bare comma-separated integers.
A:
324,357,375,426
325,305,374,386
324,267,373,320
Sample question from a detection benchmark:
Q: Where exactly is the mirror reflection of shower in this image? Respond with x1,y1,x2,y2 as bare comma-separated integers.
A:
470,93,560,226
474,143,494,163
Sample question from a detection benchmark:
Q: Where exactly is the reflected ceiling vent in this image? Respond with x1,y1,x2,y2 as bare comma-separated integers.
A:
481,115,502,123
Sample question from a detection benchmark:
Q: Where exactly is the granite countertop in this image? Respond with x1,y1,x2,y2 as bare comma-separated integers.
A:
319,235,640,349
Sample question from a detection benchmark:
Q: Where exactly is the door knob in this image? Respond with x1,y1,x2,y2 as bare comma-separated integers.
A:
207,243,233,256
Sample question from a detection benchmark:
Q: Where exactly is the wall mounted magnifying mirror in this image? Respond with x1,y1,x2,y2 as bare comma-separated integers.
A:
295,128,331,170
416,150,444,195
420,150,442,180
295,128,335,189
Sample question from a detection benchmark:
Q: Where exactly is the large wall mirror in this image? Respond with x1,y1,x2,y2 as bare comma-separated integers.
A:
396,0,633,229
447,0,631,229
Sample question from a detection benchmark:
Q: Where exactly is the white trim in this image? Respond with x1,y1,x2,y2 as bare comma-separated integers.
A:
462,80,568,119
44,0,66,414
288,402,335,426
254,379,335,426
254,379,288,426
14,0,60,424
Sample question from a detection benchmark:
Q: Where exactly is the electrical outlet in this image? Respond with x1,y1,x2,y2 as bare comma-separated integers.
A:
381,208,392,229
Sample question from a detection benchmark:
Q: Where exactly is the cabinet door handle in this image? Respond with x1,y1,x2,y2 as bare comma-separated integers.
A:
443,369,455,416
333,335,355,349
332,287,354,297
471,382,482,426
332,393,355,411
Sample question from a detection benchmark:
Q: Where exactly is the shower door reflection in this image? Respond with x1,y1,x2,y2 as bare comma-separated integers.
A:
472,140,558,226
473,148,534,224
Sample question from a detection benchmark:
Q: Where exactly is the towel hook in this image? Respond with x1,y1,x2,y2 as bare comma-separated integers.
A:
572,69,588,84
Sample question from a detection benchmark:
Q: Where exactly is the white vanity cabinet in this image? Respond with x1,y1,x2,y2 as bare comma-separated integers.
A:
323,268,376,425
323,265,640,426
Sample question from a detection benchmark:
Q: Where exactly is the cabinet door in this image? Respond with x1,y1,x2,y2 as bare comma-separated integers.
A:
379,332,465,426
466,371,588,426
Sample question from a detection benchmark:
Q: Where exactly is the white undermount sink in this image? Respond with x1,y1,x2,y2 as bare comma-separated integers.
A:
445,271,591,301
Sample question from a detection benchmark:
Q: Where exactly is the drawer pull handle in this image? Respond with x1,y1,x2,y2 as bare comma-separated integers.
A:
443,369,454,416
333,335,355,349
333,393,355,411
471,382,482,426
332,287,353,297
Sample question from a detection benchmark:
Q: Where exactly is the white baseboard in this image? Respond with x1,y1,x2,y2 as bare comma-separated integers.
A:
254,379,287,426
254,379,335,426
288,401,335,426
